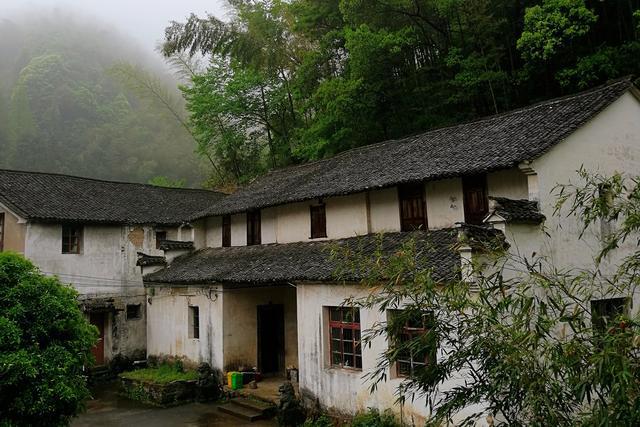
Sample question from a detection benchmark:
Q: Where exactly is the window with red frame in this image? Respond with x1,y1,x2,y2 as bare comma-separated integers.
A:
222,215,231,247
328,306,362,370
246,210,261,246
391,310,436,377
62,225,83,254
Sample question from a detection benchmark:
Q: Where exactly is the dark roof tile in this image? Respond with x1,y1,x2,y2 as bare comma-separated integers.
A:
0,170,225,225
488,197,545,223
192,78,634,218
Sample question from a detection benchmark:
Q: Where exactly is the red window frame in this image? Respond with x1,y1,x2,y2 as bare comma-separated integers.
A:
62,224,83,254
328,307,362,370
392,311,436,377
462,174,489,225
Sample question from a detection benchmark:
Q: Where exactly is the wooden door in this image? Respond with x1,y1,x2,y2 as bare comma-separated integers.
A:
463,175,489,225
89,312,106,366
257,304,285,375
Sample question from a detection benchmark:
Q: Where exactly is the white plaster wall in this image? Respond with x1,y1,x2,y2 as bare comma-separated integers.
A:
191,219,207,249
205,216,222,248
487,168,529,200
369,188,400,233
231,213,247,246
146,286,224,368
326,193,368,239
261,207,278,244
528,92,640,271
276,202,311,243
296,283,480,425
425,178,464,229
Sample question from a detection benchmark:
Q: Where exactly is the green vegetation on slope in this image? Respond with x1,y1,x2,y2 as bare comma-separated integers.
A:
0,10,204,185
120,364,198,384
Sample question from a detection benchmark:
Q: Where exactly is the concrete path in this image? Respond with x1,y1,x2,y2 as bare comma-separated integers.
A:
72,382,276,427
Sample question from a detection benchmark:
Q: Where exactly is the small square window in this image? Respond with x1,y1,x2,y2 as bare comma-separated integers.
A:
62,225,83,254
189,306,200,339
126,304,142,320
222,215,231,247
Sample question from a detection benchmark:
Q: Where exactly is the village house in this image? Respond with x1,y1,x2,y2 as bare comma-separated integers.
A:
142,77,640,423
0,170,224,366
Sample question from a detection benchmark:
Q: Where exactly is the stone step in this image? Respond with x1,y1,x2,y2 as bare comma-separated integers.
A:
218,401,265,422
232,396,276,414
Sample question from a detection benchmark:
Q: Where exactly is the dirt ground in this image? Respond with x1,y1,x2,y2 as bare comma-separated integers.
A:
72,382,277,427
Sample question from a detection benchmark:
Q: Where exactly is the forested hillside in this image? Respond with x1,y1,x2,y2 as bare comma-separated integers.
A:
163,0,640,187
0,10,205,185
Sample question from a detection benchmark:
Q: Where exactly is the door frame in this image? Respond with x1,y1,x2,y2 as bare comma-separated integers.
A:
256,303,285,375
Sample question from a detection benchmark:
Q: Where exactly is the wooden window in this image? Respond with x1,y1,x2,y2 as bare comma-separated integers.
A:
126,304,142,320
398,183,427,231
222,215,231,247
390,311,436,377
328,307,362,370
591,298,628,334
463,175,489,225
61,225,83,254
189,306,200,339
247,210,261,246
0,213,4,252
310,204,327,239
155,231,167,249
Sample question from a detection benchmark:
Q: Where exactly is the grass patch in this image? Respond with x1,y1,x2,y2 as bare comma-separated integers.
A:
120,363,197,384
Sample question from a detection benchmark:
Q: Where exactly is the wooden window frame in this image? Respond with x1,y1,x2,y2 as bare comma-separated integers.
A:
0,212,4,252
310,203,327,239
61,224,83,254
246,210,261,246
462,174,489,225
390,310,436,378
222,215,231,247
328,306,362,370
398,183,427,232
189,306,200,339
155,230,167,250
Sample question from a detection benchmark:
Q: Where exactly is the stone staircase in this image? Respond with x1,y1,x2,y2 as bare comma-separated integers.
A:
218,396,276,422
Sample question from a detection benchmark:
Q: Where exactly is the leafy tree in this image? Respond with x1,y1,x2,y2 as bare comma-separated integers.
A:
0,253,97,426
334,171,640,425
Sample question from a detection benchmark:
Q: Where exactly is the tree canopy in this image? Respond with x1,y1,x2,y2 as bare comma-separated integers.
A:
164,0,640,187
0,253,97,426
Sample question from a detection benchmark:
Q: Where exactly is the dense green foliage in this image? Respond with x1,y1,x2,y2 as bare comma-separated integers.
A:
334,171,640,425
0,11,204,185
119,363,197,384
164,0,640,186
0,253,97,426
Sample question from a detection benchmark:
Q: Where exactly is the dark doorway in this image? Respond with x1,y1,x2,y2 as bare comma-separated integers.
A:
463,174,489,225
89,312,106,366
257,304,285,375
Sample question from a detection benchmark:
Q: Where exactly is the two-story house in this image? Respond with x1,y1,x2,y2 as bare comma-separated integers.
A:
144,77,640,423
0,170,224,366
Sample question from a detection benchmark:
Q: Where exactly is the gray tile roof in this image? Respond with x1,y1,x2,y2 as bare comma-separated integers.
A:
488,197,545,224
0,170,225,225
159,240,195,251
144,228,505,286
192,77,635,218
136,252,167,267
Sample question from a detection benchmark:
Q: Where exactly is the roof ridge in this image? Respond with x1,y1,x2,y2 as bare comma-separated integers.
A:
244,76,635,183
0,168,226,195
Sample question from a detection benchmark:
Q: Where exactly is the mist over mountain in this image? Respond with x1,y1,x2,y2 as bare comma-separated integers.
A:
0,8,206,186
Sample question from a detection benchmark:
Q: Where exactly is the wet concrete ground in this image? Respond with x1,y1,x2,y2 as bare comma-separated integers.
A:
72,382,276,427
